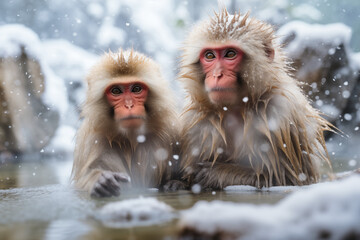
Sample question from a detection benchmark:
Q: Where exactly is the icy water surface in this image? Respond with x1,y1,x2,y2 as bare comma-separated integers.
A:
0,157,291,240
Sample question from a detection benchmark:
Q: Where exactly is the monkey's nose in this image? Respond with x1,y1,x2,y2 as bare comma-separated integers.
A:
213,71,223,78
125,99,134,109
213,71,223,83
213,64,223,79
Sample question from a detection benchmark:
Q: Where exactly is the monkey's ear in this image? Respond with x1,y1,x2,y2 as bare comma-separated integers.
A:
265,44,275,61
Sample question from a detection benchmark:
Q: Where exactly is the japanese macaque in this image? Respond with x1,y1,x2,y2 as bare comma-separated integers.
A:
179,9,333,190
72,49,180,197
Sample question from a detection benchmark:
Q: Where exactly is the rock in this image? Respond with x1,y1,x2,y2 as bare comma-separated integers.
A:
0,24,66,153
278,21,358,124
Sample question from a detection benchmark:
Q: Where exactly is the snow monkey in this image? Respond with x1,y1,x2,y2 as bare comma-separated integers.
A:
72,49,180,197
179,9,333,190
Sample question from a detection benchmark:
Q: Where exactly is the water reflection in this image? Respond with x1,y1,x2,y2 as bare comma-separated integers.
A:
0,158,290,240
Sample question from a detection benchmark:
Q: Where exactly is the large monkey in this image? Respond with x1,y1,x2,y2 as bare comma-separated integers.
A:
72,49,179,197
179,9,332,189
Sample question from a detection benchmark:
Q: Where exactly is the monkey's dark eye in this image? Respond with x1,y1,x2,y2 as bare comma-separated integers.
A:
110,87,123,95
204,51,216,60
225,49,237,59
131,84,143,93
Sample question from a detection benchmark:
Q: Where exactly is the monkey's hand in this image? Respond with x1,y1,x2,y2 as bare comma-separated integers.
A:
163,180,187,192
193,162,259,190
91,171,130,198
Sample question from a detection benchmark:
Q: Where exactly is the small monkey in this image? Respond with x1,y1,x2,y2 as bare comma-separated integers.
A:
71,49,180,197
179,9,332,189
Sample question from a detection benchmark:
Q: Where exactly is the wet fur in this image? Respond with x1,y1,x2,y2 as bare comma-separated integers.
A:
71,50,179,193
180,9,332,188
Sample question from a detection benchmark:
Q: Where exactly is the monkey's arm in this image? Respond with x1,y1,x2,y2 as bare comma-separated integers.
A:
73,138,131,197
193,162,261,190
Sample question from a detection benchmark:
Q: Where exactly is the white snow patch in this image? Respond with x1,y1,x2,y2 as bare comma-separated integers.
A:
351,52,360,71
43,39,98,85
136,135,146,143
291,4,322,21
191,184,201,194
44,125,76,153
319,104,340,119
278,21,352,58
0,24,42,58
99,197,174,228
87,2,104,19
97,21,126,48
40,63,68,117
342,90,351,99
179,176,360,239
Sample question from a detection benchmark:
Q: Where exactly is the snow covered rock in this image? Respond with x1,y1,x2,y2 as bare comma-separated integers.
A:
278,21,358,124
0,24,67,153
98,197,174,228
179,176,360,239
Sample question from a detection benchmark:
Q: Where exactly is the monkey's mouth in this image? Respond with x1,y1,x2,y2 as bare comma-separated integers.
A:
117,115,146,129
208,87,237,92
119,116,145,121
207,87,238,105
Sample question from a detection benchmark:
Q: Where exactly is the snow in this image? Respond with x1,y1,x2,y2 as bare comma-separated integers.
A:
319,104,341,119
179,176,360,239
44,125,76,154
97,21,126,48
0,24,43,58
278,21,352,58
0,24,68,117
42,39,98,128
87,2,104,19
291,3,322,21
43,39,98,86
40,60,68,117
98,197,174,228
351,52,360,70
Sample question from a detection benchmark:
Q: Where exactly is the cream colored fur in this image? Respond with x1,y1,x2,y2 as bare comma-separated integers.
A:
180,9,332,188
72,49,179,193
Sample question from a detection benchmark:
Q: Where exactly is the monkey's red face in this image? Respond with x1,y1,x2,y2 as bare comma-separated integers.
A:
105,81,148,129
200,46,243,105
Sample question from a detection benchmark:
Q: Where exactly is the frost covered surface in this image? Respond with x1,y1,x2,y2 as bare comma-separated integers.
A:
180,176,360,239
99,197,174,228
278,21,352,58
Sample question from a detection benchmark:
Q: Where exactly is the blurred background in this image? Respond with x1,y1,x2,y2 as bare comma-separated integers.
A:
0,0,360,188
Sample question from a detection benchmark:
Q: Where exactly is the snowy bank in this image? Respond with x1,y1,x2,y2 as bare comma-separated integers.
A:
179,176,360,239
98,197,174,228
